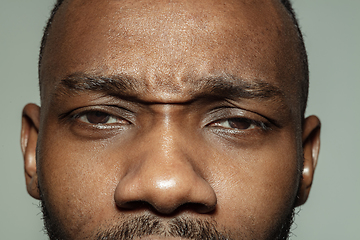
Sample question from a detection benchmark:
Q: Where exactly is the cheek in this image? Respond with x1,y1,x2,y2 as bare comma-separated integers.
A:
208,131,300,233
37,127,123,235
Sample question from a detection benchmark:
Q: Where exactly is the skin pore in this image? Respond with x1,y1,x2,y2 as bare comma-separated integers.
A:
21,0,321,239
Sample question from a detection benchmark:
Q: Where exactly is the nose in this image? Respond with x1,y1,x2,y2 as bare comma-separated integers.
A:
114,118,217,215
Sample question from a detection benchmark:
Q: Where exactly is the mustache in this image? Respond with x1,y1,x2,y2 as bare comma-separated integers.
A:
95,214,233,240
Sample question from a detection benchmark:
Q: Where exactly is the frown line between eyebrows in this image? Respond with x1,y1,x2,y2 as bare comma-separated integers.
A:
53,72,285,103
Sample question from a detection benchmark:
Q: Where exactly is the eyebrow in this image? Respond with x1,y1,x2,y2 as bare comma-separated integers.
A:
55,72,285,102
56,73,140,97
193,75,284,101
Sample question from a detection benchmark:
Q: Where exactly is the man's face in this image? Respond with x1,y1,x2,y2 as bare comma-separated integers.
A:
21,0,320,239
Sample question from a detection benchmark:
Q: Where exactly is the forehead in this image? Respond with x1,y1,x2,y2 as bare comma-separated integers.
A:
40,0,301,104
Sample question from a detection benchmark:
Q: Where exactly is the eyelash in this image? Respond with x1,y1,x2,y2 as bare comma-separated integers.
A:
203,105,272,132
74,111,130,127
208,118,270,131
58,106,133,130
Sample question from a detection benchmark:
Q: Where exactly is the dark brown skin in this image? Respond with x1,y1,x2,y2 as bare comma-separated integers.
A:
21,0,320,239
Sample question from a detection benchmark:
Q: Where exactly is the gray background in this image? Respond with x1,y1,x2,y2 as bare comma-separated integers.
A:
1,0,359,239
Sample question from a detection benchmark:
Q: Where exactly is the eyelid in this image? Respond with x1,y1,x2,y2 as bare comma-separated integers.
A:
76,111,128,124
211,118,256,129
209,118,270,131
203,106,271,131
60,105,135,126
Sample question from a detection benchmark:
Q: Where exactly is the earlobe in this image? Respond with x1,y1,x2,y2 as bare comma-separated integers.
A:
296,115,321,207
21,103,41,200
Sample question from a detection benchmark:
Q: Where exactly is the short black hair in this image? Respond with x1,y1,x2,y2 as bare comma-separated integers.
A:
38,0,309,116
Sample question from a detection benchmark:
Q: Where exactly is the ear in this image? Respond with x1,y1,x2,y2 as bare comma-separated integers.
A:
295,115,321,206
21,103,41,199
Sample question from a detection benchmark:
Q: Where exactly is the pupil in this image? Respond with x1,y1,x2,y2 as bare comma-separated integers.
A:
86,112,110,124
229,118,251,130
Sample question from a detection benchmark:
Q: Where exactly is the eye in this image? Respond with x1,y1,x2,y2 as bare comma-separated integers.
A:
78,111,128,125
209,118,258,130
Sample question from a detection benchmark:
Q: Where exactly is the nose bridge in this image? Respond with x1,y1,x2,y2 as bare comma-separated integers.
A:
114,106,217,214
141,104,190,168
154,109,177,161
141,112,190,180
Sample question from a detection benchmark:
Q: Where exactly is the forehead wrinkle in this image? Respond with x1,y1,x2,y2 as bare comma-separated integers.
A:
99,0,285,68
43,0,300,108
43,0,299,96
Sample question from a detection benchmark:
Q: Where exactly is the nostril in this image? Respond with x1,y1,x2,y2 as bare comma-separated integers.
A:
117,200,153,211
115,176,218,215
118,200,216,216
176,202,217,214
116,200,181,215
